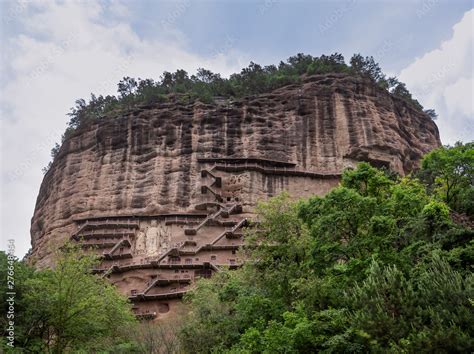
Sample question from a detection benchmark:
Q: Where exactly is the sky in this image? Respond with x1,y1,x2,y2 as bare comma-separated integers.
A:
1,0,473,258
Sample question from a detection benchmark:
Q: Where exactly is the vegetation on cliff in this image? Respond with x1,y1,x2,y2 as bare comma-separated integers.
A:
64,53,429,133
179,143,473,353
43,53,435,173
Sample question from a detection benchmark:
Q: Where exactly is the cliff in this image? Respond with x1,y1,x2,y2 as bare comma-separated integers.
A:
29,73,440,319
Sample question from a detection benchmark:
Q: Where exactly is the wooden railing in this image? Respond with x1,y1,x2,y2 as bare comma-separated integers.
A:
142,276,193,295
185,203,241,236
197,157,296,168
164,216,200,225
75,219,139,232
168,217,246,257
103,238,132,260
72,228,137,241
131,290,188,301
213,163,341,179
211,218,248,245
201,185,223,202
79,240,117,248
201,168,222,188
184,208,223,235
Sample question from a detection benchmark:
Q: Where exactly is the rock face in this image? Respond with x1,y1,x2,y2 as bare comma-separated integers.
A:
30,73,440,320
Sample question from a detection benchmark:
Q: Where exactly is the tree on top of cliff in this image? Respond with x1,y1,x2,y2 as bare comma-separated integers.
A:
41,53,435,174
62,52,429,135
350,54,385,82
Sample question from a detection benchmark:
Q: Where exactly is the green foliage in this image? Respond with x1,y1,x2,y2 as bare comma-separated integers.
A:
420,142,474,214
391,81,424,110
341,162,394,198
0,250,36,350
0,243,136,353
180,156,474,353
179,272,247,353
424,108,438,120
350,257,474,352
387,177,429,219
422,201,451,229
350,54,385,83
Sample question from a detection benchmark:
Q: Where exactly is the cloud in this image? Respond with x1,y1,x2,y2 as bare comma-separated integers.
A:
0,0,247,257
399,9,473,145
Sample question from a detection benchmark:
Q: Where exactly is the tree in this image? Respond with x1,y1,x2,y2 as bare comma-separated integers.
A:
12,243,136,353
391,82,424,110
118,76,138,98
350,258,474,352
387,76,401,91
341,162,394,199
42,161,53,175
193,68,218,84
424,108,438,120
421,142,474,212
0,251,37,351
350,54,385,82
287,53,316,75
135,78,168,105
50,142,60,159
66,98,87,129
130,320,183,354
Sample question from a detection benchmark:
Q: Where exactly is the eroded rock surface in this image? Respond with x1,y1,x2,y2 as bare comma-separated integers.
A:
29,73,440,319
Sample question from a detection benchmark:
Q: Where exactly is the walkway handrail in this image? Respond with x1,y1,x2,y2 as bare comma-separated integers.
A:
213,163,341,178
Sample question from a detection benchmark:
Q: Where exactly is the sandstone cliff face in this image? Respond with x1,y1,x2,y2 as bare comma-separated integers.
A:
30,73,440,268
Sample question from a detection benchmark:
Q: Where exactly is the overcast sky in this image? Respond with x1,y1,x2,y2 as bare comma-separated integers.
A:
1,0,473,258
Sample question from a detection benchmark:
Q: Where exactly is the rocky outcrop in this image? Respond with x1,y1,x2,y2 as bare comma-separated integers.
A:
29,73,440,319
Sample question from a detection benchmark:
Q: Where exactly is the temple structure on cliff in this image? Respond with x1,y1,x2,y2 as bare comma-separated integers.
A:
69,157,341,320
29,73,441,321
